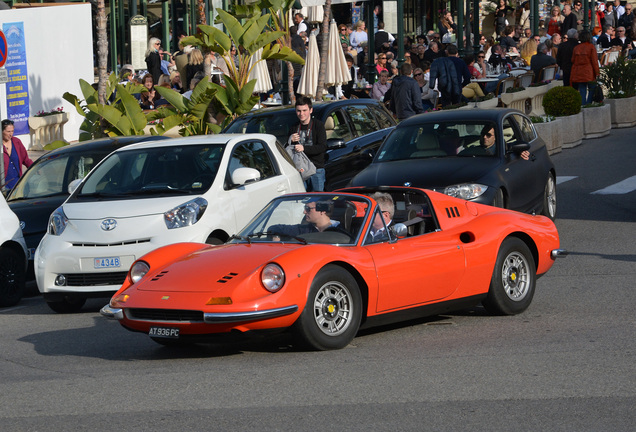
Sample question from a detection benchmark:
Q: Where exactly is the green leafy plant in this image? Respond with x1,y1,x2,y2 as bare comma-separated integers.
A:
63,73,147,140
598,56,636,98
506,86,526,93
442,102,468,110
542,86,582,116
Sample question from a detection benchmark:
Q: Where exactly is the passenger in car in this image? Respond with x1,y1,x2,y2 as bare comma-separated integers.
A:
366,192,395,244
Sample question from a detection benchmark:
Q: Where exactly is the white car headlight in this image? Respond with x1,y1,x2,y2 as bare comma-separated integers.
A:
129,261,150,284
443,184,488,200
47,206,68,236
261,263,285,293
164,197,208,229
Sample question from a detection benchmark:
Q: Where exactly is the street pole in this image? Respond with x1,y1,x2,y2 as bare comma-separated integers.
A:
366,1,376,83
397,0,404,66
457,0,464,56
473,0,480,55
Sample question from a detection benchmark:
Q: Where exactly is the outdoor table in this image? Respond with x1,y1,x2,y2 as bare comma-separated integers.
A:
471,77,501,83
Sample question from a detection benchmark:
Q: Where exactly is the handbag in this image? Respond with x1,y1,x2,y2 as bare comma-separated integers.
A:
286,146,316,180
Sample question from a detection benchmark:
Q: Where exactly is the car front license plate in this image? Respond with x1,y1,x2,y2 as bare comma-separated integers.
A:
149,327,180,339
94,256,121,269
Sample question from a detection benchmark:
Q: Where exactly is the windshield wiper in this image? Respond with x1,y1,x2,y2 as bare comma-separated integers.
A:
131,186,191,195
227,234,251,244
248,231,308,245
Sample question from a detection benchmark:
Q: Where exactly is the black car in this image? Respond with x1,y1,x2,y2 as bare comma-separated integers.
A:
223,99,396,190
7,136,170,278
350,109,557,219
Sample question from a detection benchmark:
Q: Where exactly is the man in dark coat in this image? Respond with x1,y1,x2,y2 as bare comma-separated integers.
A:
389,63,424,120
530,43,557,82
556,28,579,86
429,55,462,107
562,4,579,33
597,25,615,49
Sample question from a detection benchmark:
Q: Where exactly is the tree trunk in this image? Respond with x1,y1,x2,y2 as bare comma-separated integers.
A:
96,0,108,105
287,60,295,105
315,1,332,98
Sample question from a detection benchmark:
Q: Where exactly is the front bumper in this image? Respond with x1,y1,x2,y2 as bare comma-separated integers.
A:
100,304,299,323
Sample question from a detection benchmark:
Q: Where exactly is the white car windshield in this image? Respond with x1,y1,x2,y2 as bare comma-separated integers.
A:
232,194,372,245
73,144,224,200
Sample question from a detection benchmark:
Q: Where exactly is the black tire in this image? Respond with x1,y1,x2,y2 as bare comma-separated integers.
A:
492,188,505,208
46,296,87,313
541,174,557,220
0,247,26,307
206,236,224,245
294,265,362,350
483,237,536,315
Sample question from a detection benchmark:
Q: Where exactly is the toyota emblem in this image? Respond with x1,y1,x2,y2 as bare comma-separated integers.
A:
100,218,117,231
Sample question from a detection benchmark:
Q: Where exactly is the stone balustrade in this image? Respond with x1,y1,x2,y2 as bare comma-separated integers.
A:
28,113,70,150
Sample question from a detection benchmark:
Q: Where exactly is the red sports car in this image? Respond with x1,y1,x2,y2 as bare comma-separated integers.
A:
101,187,565,350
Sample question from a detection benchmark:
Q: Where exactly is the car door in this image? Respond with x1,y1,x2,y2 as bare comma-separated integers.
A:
225,140,293,232
363,208,466,312
499,114,544,212
344,104,380,138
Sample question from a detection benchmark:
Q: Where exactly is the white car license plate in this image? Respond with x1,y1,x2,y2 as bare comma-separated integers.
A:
149,327,180,338
94,256,121,269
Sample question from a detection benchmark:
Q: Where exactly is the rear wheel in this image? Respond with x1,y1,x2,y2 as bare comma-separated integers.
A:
206,236,224,245
541,174,557,220
294,265,362,350
483,238,536,315
46,296,86,313
0,247,26,307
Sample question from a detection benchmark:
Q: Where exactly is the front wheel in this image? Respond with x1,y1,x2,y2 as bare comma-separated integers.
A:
492,188,505,208
0,247,26,307
294,265,362,350
541,174,557,220
483,238,536,315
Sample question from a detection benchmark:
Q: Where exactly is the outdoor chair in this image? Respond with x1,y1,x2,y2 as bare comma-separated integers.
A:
601,49,620,65
495,77,517,96
539,65,558,82
517,72,535,87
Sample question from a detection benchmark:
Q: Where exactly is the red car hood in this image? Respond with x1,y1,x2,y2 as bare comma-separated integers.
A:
137,243,301,294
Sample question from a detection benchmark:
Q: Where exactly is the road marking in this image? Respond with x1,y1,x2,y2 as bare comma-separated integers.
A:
592,175,636,195
556,176,577,185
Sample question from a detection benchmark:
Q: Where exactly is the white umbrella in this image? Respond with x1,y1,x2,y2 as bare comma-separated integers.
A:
304,6,324,23
248,47,273,94
298,33,320,99
325,19,351,87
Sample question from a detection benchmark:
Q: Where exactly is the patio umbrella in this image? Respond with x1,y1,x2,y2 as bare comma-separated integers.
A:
325,19,351,87
247,47,273,94
304,6,324,23
297,33,320,99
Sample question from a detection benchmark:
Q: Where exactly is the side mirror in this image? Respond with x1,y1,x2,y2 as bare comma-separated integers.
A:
392,223,408,239
509,143,530,154
326,138,346,150
231,167,261,186
68,178,82,195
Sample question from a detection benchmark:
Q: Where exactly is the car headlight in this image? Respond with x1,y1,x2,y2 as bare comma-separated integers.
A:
47,206,68,236
129,261,150,284
261,263,285,293
443,184,488,200
164,197,208,229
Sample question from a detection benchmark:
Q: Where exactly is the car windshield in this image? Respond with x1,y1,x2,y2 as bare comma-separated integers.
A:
8,152,108,200
231,194,371,245
73,144,224,200
376,121,499,162
224,110,298,145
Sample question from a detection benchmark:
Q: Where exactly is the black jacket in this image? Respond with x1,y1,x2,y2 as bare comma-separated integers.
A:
289,119,328,168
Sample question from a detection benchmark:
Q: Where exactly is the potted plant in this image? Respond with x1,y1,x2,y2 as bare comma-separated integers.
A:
531,115,562,155
542,86,583,148
597,56,636,127
28,107,70,150
581,101,611,139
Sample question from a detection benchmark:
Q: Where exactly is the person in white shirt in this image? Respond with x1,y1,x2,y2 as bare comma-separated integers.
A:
294,13,307,34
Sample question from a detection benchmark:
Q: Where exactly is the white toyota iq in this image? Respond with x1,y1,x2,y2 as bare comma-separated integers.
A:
35,134,305,313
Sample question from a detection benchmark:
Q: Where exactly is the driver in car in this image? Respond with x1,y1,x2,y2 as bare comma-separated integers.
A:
460,125,530,160
270,200,341,239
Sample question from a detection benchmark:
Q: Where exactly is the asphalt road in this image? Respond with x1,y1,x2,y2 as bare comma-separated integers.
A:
2,129,635,431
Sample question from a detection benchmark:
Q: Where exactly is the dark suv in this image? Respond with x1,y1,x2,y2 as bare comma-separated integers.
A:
223,99,396,190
